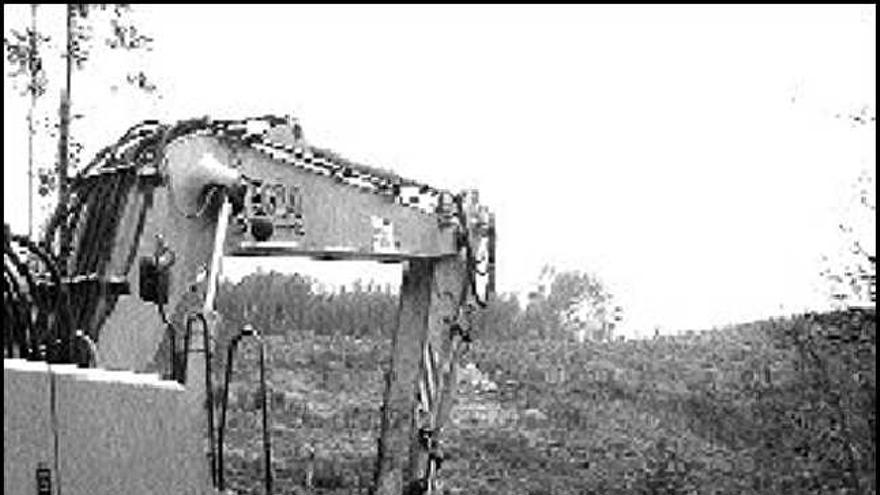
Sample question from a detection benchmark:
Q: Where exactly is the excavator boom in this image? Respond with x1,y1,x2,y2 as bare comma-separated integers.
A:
4,115,495,495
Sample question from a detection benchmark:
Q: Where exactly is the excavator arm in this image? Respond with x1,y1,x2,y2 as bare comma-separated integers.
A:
3,115,496,495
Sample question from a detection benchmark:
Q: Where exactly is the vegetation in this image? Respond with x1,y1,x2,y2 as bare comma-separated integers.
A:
4,3,158,229
2,8,872,495
212,271,875,495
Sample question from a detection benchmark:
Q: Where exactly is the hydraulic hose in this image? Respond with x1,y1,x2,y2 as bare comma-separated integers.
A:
217,325,272,494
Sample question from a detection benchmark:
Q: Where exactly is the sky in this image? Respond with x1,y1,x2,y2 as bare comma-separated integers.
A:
4,5,876,338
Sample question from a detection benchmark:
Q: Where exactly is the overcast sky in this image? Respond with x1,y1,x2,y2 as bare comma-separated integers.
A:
4,5,875,337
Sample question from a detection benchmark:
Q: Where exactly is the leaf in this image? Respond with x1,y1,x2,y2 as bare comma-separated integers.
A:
4,26,51,98
124,70,158,93
71,4,90,19
106,17,154,51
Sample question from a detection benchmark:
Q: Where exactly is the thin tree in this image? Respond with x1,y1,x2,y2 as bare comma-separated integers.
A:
4,4,50,238
821,106,876,309
4,3,158,239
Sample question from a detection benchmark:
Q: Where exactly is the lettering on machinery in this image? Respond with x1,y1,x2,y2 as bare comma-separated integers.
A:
240,179,305,241
36,463,51,495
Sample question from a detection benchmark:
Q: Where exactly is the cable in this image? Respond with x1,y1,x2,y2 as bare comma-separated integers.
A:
4,265,32,357
453,193,488,308
216,325,272,493
5,241,45,350
156,303,179,381
11,234,69,354
167,179,222,219
186,312,218,485
7,231,72,360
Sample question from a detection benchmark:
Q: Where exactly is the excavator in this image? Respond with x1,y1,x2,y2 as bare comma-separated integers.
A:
3,115,496,495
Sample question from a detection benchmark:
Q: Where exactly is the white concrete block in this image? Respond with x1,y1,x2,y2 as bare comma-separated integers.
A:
4,359,56,495
4,361,209,495
55,366,205,495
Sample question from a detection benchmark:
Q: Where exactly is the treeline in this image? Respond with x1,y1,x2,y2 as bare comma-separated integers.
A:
215,271,399,341
214,271,537,343
212,271,875,493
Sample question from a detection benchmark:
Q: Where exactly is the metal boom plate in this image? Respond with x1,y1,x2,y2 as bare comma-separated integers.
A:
226,142,458,260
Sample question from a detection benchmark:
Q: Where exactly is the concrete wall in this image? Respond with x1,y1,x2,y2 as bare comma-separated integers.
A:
4,359,209,495
4,360,55,495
